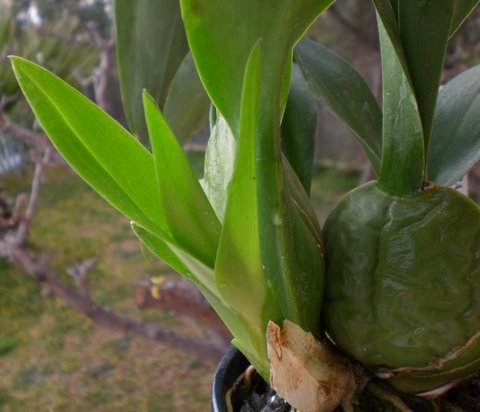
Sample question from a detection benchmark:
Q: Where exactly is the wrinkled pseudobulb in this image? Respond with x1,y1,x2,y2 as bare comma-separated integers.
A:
323,181,480,393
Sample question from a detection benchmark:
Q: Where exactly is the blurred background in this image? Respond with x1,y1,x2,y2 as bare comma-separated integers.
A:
0,1,479,410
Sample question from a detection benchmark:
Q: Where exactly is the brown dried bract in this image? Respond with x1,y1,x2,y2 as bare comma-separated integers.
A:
267,320,358,412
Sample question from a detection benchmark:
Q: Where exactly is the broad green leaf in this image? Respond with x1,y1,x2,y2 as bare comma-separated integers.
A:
282,156,323,247
390,0,399,19
282,156,325,328
281,63,318,194
202,113,236,222
180,0,331,336
179,0,334,138
374,0,455,152
163,52,210,144
294,38,382,174
377,20,425,196
428,65,480,186
143,91,221,268
450,1,480,36
114,0,188,146
280,171,325,333
214,43,281,378
396,0,454,150
10,57,169,237
372,0,410,78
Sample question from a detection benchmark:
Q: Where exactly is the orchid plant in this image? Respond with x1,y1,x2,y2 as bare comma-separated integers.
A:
10,0,480,410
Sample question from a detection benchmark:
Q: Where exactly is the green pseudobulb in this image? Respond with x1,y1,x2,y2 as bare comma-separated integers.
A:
323,181,480,393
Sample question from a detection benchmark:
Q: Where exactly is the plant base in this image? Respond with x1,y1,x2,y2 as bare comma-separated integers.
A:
212,347,480,412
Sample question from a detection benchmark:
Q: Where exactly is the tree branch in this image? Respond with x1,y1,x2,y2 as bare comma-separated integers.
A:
67,258,96,297
13,148,51,245
4,246,226,362
0,113,51,152
0,153,227,363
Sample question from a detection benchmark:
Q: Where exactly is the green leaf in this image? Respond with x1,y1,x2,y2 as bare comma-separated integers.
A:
428,65,480,186
377,19,425,196
214,42,279,378
179,0,335,138
202,113,236,222
373,0,456,152
450,1,480,36
180,0,330,336
281,63,318,194
372,0,410,77
164,52,210,144
143,91,221,268
10,57,168,237
279,165,325,334
114,0,188,146
294,38,382,174
397,0,454,150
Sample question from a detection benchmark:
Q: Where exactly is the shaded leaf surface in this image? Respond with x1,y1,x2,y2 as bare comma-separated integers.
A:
295,38,382,174
114,0,188,145
428,65,480,186
281,63,318,194
164,52,210,144
396,0,454,149
377,21,424,196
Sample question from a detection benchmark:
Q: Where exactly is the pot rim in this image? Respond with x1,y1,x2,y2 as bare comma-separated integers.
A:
211,346,249,412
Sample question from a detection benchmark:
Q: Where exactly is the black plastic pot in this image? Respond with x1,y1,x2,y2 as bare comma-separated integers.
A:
211,346,249,412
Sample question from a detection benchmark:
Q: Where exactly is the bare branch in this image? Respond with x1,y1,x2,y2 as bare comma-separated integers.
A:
13,148,51,246
0,113,50,152
67,258,96,296
8,247,226,362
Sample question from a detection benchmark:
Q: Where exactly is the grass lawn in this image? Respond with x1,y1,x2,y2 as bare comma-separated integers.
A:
0,159,359,411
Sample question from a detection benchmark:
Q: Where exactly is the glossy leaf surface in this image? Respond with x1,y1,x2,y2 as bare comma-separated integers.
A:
179,0,334,138
180,0,330,331
396,0,454,147
163,52,210,144
428,65,480,186
281,63,318,194
11,57,168,237
143,91,220,268
114,0,188,145
377,21,424,196
295,38,382,174
180,1,330,376
373,0,474,155
214,44,280,377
